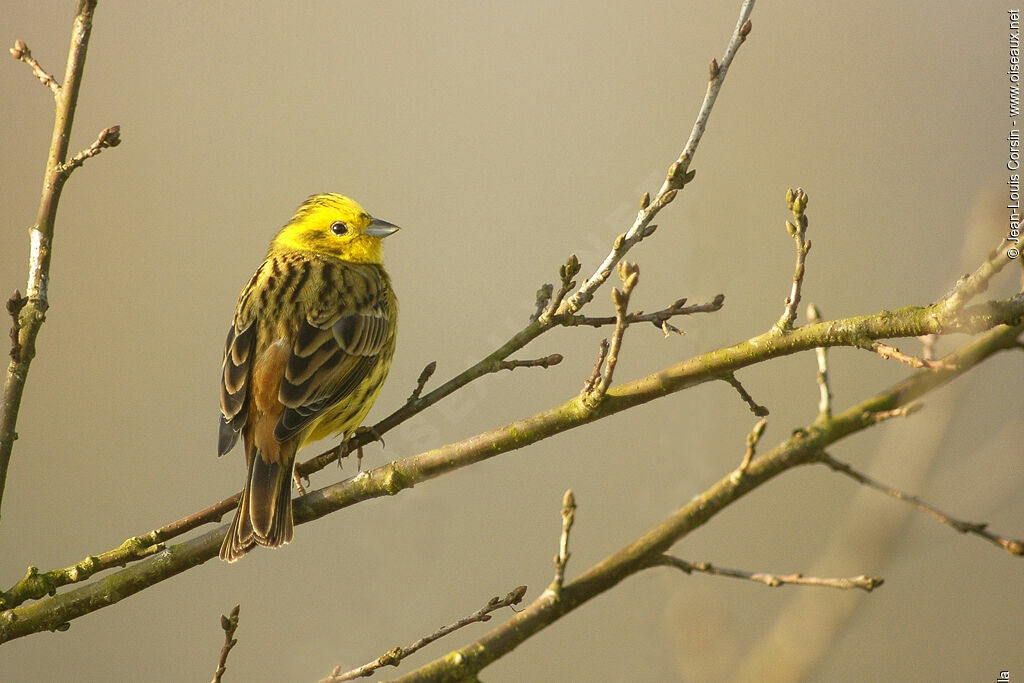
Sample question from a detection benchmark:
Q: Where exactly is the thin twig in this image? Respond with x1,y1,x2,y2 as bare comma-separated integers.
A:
550,490,576,594
862,403,923,424
1,0,103,524
494,354,563,372
406,361,437,404
917,334,938,361
57,125,121,179
775,188,811,332
583,262,639,405
542,255,581,320
655,556,883,592
806,303,832,420
722,373,769,417
547,1,754,320
9,40,60,94
821,453,1024,556
735,418,767,476
862,341,957,371
559,294,725,334
321,586,528,682
531,284,553,322
580,339,609,397
211,605,240,683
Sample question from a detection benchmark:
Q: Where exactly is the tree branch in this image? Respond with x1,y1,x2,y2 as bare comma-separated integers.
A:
820,453,1024,556
321,586,527,682
211,605,240,683
3,297,1019,644
654,556,883,592
1,0,105,523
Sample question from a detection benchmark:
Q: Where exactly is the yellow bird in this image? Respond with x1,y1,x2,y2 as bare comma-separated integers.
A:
218,194,399,562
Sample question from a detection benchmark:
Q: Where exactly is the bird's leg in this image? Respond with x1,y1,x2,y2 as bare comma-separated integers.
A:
292,469,307,495
339,426,386,472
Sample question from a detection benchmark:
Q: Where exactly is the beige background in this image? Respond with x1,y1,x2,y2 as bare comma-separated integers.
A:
2,2,1021,681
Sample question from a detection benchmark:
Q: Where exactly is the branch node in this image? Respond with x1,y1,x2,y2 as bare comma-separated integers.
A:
57,125,122,179
6,290,28,362
406,361,437,404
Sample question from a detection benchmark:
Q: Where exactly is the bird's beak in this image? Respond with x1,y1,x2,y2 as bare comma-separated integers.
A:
366,218,400,238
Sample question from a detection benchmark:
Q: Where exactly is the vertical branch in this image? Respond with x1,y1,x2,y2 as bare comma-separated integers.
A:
0,0,100,520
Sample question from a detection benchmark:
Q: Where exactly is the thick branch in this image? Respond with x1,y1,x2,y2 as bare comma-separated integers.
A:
2,303,1019,643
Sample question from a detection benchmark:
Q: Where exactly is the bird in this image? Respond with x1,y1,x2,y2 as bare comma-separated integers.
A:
217,193,399,562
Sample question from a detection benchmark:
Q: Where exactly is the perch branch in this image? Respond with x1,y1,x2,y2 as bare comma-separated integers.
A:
654,556,883,592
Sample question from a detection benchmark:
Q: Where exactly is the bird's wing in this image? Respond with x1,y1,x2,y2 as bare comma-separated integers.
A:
274,261,395,442
218,271,261,456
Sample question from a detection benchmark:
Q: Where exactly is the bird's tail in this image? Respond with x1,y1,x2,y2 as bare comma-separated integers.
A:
220,441,296,562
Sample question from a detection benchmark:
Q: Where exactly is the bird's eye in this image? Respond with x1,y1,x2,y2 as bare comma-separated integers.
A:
330,221,348,235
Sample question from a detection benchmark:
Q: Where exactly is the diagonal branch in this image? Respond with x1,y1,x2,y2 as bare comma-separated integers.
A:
9,40,60,94
654,556,883,592
821,453,1024,556
2,298,1020,643
1,0,104,524
321,586,527,682
547,0,755,320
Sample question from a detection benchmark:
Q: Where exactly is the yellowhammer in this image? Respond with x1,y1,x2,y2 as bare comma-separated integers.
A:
218,194,399,562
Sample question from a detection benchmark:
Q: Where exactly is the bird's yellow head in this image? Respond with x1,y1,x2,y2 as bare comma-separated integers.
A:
270,194,399,264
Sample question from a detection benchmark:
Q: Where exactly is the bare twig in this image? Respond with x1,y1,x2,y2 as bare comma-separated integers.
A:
655,556,883,592
863,403,923,424
211,605,240,683
722,373,769,417
406,361,437,404
542,255,581,321
580,339,610,396
9,40,60,94
775,188,811,333
550,490,576,594
494,354,563,372
735,418,767,476
321,586,528,682
821,453,1024,556
917,333,938,361
807,303,832,420
559,294,725,334
57,125,121,178
1,0,104,523
5,292,27,362
546,1,755,320
862,341,957,371
583,262,639,405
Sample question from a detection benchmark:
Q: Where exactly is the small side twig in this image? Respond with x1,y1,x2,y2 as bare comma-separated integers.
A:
540,255,581,321
406,361,437,404
6,292,27,362
582,262,639,405
494,354,563,372
821,453,1024,556
917,334,938,361
211,605,240,683
56,125,121,179
321,586,528,682
531,284,554,322
580,339,609,396
775,188,811,333
560,294,725,334
9,40,60,94
863,403,923,424
550,489,576,594
722,373,769,417
806,303,832,420
735,418,767,477
860,341,957,371
655,556,883,592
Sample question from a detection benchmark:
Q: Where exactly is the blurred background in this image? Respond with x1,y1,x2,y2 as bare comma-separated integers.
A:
1,1,1021,681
